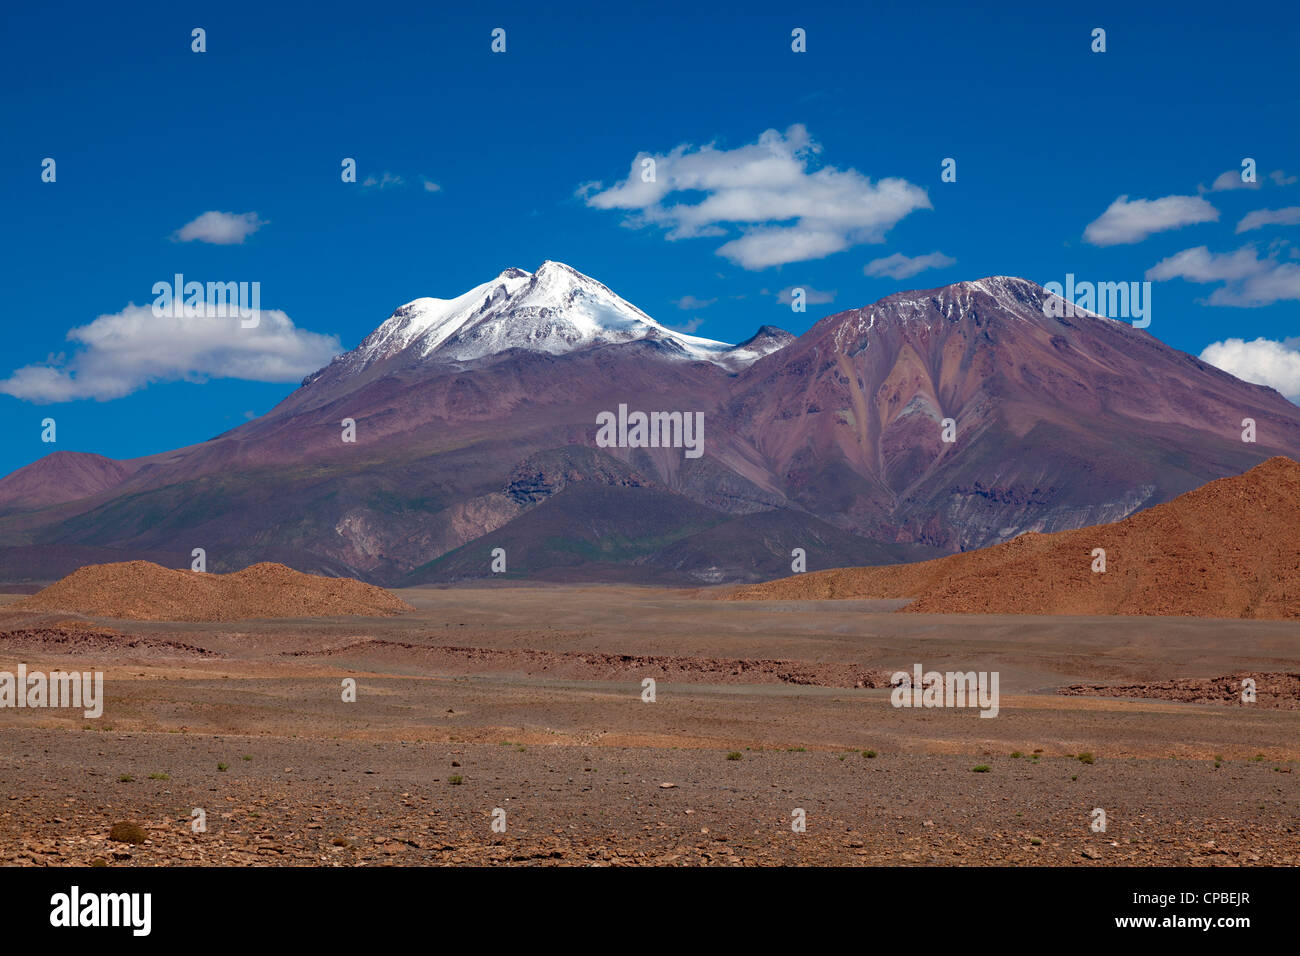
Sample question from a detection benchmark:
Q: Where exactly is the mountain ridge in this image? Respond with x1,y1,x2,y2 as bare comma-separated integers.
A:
303,260,789,392
0,264,1297,585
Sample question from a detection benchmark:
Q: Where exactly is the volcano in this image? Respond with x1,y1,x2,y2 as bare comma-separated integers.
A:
714,275,1300,551
0,265,1296,585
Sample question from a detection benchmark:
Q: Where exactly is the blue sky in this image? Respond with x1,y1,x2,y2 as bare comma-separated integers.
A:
1,0,1297,477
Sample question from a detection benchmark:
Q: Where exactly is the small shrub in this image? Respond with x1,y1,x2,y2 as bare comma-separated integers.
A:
862,750,877,759
147,772,169,781
726,752,742,761
971,765,991,773
117,774,134,783
449,775,463,785
108,822,147,844
1077,752,1095,765
217,762,228,772
1010,751,1022,759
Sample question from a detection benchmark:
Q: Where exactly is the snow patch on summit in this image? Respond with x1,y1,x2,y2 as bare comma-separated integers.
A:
332,261,774,376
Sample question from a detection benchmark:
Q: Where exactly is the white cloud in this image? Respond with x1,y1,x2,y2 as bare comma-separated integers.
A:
1146,245,1300,306
1270,170,1298,187
1083,194,1218,246
360,172,440,193
1208,170,1262,192
174,211,266,245
581,125,931,269
864,251,956,280
0,303,340,403
666,317,706,334
672,295,717,310
1146,246,1265,283
1199,337,1300,402
775,285,835,305
362,172,404,189
1236,207,1300,233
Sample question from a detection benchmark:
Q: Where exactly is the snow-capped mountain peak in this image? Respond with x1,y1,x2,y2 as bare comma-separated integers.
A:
329,261,777,378
834,275,1107,344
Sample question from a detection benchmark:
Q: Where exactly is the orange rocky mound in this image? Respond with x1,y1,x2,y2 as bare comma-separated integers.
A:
11,561,414,621
730,457,1300,619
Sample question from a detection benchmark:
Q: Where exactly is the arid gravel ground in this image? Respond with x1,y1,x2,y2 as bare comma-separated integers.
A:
1,585,1297,866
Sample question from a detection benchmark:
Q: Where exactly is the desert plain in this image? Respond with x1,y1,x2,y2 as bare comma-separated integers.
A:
1,582,1297,867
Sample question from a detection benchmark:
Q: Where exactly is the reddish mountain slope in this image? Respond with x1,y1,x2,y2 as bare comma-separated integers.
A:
0,452,135,511
729,457,1300,619
718,276,1300,550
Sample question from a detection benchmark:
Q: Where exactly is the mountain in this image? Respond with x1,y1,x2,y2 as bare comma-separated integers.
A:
0,451,135,510
718,325,797,371
728,456,1300,619
714,275,1300,550
0,266,1297,586
304,260,775,390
